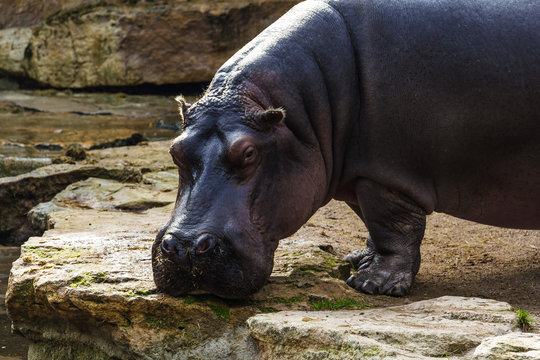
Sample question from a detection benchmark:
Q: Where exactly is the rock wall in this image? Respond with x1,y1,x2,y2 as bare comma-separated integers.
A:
0,0,301,88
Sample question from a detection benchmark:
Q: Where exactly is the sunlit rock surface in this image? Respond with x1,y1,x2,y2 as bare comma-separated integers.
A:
248,297,525,359
0,140,172,245
6,208,368,359
0,0,301,88
0,156,52,177
472,332,540,360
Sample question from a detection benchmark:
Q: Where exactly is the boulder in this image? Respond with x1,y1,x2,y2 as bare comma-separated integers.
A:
0,156,52,177
472,332,540,360
6,206,370,359
8,225,533,360
0,27,32,76
0,140,174,245
0,0,96,29
0,0,301,88
248,296,521,359
0,164,141,245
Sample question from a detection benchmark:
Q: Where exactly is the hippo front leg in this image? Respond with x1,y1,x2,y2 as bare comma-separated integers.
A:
344,179,426,297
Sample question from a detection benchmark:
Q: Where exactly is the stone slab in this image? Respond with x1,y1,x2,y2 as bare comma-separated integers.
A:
472,332,540,360
247,296,520,359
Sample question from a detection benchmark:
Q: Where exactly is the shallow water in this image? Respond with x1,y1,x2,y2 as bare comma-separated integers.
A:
0,90,188,160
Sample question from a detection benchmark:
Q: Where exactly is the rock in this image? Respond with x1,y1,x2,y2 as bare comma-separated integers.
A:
34,143,64,151
247,296,519,359
88,133,147,150
472,332,540,360
27,201,68,233
0,90,106,114
0,0,301,88
0,164,143,245
0,140,176,245
65,144,87,161
9,226,532,360
0,90,175,117
143,170,179,193
0,27,32,76
6,204,364,359
0,0,81,29
0,156,52,177
53,177,175,211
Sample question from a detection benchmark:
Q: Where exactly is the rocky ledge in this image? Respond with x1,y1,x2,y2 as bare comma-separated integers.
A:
0,140,175,245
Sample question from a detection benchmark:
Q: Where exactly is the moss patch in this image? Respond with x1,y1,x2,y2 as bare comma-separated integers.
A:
124,289,155,296
309,298,371,311
10,279,35,306
208,304,230,319
273,296,304,307
69,272,106,287
24,246,83,260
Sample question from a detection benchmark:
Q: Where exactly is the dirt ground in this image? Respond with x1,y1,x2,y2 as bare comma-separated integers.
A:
296,200,540,321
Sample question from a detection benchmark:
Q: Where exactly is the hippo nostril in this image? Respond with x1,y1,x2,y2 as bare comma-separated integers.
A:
160,234,191,271
161,235,176,254
194,234,216,255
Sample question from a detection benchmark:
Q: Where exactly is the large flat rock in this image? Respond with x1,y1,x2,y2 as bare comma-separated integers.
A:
6,171,371,358
472,332,540,360
7,199,536,359
248,296,522,359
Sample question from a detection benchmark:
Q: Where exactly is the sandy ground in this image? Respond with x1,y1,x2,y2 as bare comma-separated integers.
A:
300,200,540,321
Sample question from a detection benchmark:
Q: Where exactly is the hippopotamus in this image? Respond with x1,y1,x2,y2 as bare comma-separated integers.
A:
152,0,540,298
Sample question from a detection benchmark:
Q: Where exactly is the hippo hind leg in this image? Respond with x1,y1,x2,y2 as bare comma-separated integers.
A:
344,179,426,297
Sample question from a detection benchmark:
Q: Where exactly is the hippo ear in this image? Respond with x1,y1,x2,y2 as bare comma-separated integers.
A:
252,108,286,131
175,95,191,127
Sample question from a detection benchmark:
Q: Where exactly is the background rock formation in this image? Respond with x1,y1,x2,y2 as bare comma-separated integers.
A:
0,0,300,89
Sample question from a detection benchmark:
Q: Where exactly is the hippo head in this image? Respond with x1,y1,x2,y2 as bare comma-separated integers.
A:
152,93,327,299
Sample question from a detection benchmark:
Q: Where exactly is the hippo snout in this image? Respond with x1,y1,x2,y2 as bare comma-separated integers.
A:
160,233,219,270
153,226,274,298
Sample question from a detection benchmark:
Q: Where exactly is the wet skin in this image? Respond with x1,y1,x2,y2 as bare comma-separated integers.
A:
153,0,540,298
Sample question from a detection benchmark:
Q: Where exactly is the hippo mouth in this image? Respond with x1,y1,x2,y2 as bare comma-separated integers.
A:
151,231,271,299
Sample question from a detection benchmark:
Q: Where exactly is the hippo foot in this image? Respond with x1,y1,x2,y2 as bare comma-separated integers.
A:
345,253,414,297
343,248,375,270
343,237,375,270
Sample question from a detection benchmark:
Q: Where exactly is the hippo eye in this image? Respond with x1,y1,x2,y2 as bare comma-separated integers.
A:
229,137,259,170
243,146,257,166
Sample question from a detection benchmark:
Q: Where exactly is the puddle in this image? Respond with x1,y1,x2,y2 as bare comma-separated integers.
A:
0,90,195,159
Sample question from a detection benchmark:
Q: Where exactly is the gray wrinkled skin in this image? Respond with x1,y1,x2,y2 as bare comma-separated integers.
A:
153,0,540,298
